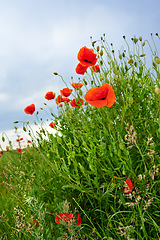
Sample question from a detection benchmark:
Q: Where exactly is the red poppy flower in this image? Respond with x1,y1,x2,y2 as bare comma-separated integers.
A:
70,98,84,108
27,140,31,143
77,46,97,67
76,63,88,75
56,95,63,104
33,219,39,227
55,213,73,224
1,182,4,185
0,151,3,154
24,104,35,115
84,84,116,108
16,138,23,142
60,88,73,97
49,122,56,128
77,213,81,228
45,91,55,100
71,82,83,90
62,97,70,103
124,178,133,193
17,148,21,153
91,64,100,73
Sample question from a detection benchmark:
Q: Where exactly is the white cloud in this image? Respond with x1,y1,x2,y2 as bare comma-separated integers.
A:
0,122,58,150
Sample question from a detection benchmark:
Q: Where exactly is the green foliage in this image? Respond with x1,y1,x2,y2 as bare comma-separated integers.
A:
0,34,160,239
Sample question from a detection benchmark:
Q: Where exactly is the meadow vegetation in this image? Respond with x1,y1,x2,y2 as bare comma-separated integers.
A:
0,34,160,239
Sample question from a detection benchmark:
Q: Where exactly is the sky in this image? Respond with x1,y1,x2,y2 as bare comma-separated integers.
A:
0,0,160,148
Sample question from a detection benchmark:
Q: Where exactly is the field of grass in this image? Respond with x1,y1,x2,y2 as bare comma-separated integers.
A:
0,34,160,239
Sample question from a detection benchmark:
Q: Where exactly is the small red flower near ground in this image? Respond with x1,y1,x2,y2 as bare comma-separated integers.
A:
77,213,82,228
70,98,84,108
85,83,116,108
19,138,23,141
17,148,21,153
0,150,3,154
1,182,4,185
91,64,100,72
71,82,83,90
77,46,97,67
76,63,88,75
24,104,35,115
33,219,39,227
27,140,31,143
49,122,56,128
60,88,73,97
16,139,20,142
124,178,133,193
55,213,73,224
45,91,55,100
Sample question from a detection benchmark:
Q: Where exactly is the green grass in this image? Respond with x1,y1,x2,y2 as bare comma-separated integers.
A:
0,34,160,239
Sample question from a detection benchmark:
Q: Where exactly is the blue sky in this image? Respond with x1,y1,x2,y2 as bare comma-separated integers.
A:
0,0,159,135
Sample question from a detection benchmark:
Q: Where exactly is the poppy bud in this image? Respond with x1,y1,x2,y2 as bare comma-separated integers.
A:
142,41,145,46
79,90,83,96
113,68,118,75
83,80,87,85
139,36,142,41
23,126,26,132
92,41,96,46
155,87,160,95
140,54,146,57
128,58,133,64
119,54,122,60
6,146,9,151
134,62,137,67
40,107,43,110
2,136,5,142
133,38,138,44
154,56,160,64
156,33,159,36
44,103,47,105
100,76,104,81
53,72,58,75
100,49,103,56
27,120,29,124
96,46,100,52
13,121,19,124
34,121,37,125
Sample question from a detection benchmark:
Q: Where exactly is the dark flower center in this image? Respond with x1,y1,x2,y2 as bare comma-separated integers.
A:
83,59,92,63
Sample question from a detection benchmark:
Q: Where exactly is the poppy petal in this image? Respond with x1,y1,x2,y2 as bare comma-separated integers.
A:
77,46,97,67
76,63,88,75
85,84,116,107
